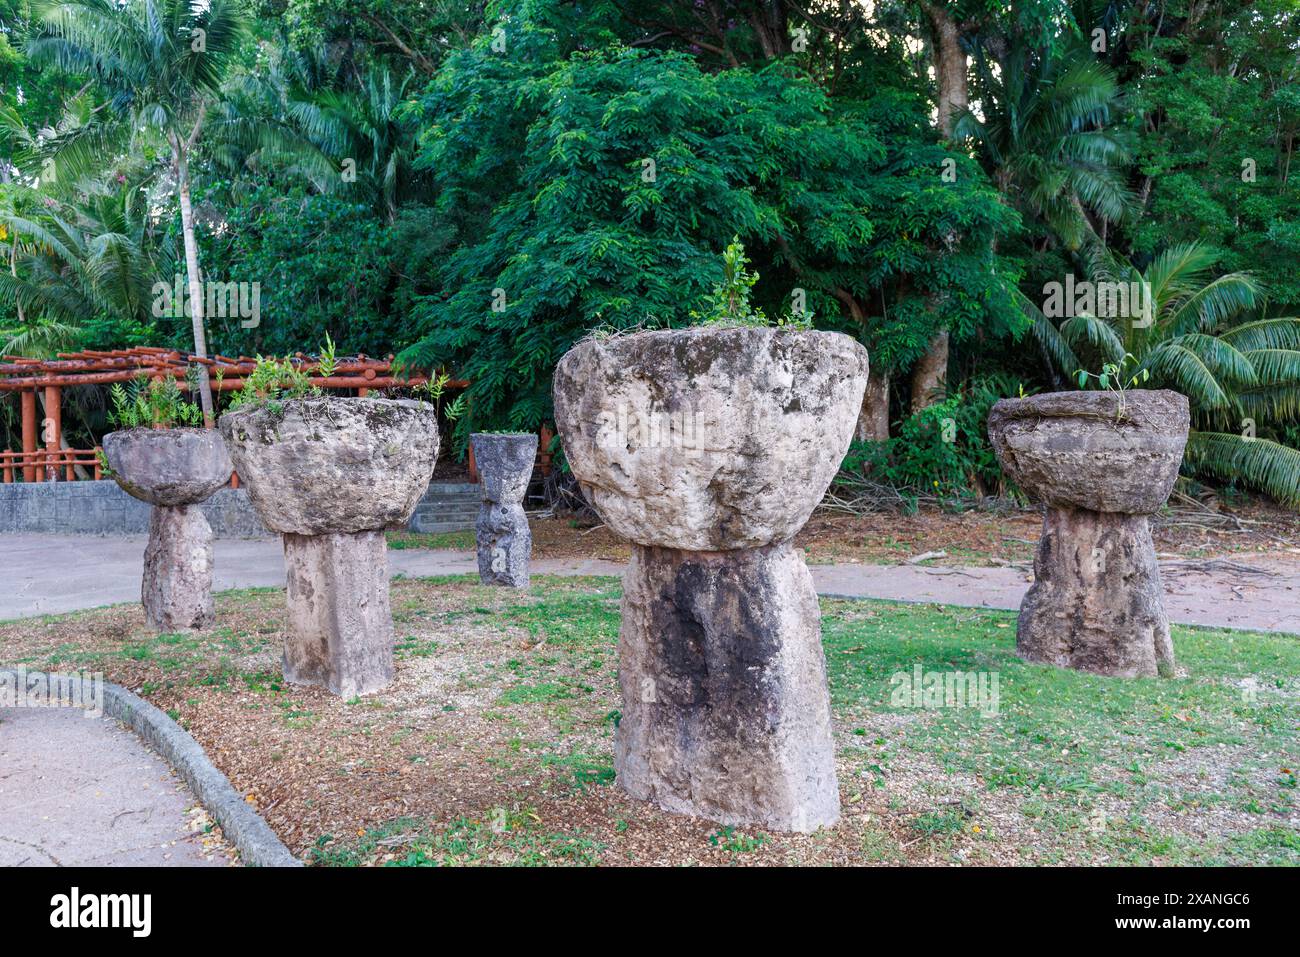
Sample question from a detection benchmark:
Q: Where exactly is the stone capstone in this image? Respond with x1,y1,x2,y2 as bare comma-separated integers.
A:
987,390,1188,514
142,505,214,631
103,428,232,507
218,397,439,536
988,389,1190,677
471,433,537,588
553,327,869,550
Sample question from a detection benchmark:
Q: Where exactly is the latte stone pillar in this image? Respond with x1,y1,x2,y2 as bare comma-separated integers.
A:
219,397,439,697
988,390,1190,678
554,327,869,832
470,432,538,588
103,429,233,631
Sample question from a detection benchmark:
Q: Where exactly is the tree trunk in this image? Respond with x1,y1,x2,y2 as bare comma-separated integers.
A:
749,1,791,59
855,366,890,441
910,329,949,413
913,3,968,414
925,3,968,137
176,146,216,427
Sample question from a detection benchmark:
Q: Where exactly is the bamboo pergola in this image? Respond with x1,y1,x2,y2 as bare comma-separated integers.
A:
0,346,460,483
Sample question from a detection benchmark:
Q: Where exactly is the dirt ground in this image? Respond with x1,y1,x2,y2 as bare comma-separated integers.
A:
527,499,1300,566
3,575,1295,867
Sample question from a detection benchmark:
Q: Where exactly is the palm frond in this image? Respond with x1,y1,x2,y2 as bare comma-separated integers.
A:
1140,342,1231,409
1219,317,1300,351
1060,312,1126,364
1183,430,1300,506
1167,272,1261,334
1020,288,1081,375
0,317,83,357
1176,332,1257,387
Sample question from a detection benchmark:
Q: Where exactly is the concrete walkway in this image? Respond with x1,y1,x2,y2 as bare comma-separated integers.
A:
0,706,231,866
3,534,1298,634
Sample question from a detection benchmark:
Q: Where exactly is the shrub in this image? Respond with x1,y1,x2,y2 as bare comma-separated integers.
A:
108,375,203,429
836,375,1022,504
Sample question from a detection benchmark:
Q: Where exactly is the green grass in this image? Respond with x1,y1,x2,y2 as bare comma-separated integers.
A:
821,599,1299,864
312,810,604,866
8,573,1295,866
387,530,476,550
332,582,1296,864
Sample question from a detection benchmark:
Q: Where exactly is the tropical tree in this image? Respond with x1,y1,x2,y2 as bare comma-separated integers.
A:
955,40,1133,252
1027,242,1300,504
0,176,170,353
25,0,251,423
400,27,1018,446
287,66,423,220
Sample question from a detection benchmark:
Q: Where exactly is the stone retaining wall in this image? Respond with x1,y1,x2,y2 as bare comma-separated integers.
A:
0,480,476,538
0,480,266,538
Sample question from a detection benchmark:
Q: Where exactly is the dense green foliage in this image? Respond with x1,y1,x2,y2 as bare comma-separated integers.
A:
197,185,399,356
1,0,1298,505
399,35,1016,432
838,374,1021,504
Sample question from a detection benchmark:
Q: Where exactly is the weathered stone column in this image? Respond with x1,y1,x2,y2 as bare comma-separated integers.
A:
988,390,1190,677
282,529,393,697
554,327,869,832
470,432,537,588
219,398,439,696
103,429,233,631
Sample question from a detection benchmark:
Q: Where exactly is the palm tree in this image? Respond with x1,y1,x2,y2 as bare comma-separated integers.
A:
0,175,174,351
955,40,1133,251
287,66,422,221
25,0,251,424
1025,242,1300,505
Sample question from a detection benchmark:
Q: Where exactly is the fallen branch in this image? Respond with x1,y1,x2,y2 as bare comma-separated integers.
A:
906,550,947,564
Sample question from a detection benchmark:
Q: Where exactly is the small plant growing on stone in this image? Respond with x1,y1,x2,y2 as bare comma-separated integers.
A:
1075,353,1149,419
108,374,203,429
416,371,467,421
691,238,811,330
316,333,338,378
693,238,768,328
227,356,319,413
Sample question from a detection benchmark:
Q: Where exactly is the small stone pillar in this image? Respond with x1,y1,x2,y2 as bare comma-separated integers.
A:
282,530,393,697
988,390,1190,677
470,432,537,588
219,398,439,696
103,429,233,631
554,327,869,832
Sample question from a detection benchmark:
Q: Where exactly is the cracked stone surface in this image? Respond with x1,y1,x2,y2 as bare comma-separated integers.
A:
105,429,231,633
221,397,440,696
475,503,532,588
103,428,233,508
471,433,537,588
0,706,233,866
554,327,866,830
554,327,870,550
616,542,840,832
989,390,1190,676
142,505,214,631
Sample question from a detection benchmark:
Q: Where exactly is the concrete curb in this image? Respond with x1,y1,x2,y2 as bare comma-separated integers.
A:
0,667,301,868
